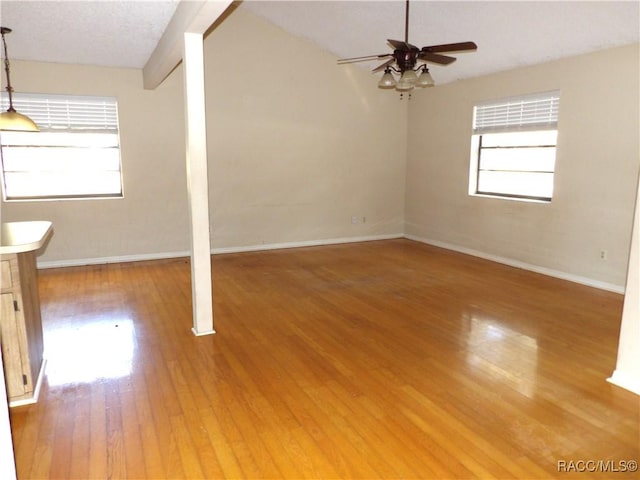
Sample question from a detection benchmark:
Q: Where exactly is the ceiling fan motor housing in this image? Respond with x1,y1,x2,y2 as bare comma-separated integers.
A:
394,48,419,72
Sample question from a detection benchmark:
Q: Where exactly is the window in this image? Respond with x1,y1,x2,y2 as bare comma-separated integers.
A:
469,91,560,202
0,93,123,200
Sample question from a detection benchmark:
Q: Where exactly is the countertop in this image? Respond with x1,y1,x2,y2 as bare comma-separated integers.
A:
0,221,53,255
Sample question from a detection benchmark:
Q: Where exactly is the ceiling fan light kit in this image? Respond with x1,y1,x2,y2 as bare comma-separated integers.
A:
0,26,39,132
378,64,434,90
378,68,397,89
338,0,477,95
415,68,434,88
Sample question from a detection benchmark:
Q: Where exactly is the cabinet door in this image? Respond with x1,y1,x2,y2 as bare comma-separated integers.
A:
0,293,27,397
0,260,12,288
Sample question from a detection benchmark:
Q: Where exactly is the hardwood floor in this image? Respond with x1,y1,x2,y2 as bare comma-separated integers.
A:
9,239,639,479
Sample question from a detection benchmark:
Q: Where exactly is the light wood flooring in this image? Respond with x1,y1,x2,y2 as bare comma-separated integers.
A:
9,239,640,479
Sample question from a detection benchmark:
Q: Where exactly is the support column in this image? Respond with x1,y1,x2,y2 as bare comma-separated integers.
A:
183,32,214,336
608,175,640,395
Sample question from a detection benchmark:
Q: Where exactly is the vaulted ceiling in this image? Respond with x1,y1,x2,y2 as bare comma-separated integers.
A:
1,1,638,85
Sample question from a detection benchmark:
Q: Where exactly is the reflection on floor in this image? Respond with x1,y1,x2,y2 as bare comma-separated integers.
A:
45,318,135,386
465,314,539,398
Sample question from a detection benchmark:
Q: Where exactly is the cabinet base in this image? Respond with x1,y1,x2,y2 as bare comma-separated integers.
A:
9,358,46,408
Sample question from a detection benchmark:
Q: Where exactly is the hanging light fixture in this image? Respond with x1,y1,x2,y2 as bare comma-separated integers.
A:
0,27,38,132
415,66,434,88
377,65,435,92
338,1,478,95
378,68,397,89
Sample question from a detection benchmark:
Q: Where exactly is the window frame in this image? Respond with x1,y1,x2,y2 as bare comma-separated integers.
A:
468,90,560,203
0,93,124,202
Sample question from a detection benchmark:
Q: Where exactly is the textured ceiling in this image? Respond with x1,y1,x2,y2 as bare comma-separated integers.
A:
0,0,180,69
0,1,638,85
243,1,640,84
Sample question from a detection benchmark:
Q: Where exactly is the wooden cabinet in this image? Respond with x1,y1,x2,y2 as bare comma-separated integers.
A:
0,252,45,406
0,222,52,407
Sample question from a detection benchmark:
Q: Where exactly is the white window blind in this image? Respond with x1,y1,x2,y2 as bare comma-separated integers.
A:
1,93,118,133
0,93,123,200
473,90,560,134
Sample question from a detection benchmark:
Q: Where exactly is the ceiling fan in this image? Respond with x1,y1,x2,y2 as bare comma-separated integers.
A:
337,0,477,91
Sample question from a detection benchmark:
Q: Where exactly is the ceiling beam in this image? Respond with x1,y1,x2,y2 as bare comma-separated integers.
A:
142,0,233,90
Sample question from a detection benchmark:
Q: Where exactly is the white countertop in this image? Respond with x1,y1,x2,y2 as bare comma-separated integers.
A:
0,221,53,255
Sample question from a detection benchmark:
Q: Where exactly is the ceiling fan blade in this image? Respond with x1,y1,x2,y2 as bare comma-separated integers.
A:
372,58,395,73
418,51,457,65
387,39,418,51
422,41,478,53
337,53,392,64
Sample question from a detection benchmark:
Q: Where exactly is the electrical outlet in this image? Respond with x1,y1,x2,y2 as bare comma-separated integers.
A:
351,216,359,224
599,249,608,261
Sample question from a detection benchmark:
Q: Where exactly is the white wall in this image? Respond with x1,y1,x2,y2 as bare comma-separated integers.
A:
203,8,407,249
0,350,17,480
0,8,407,264
0,62,190,264
406,44,640,289
0,8,636,291
609,175,640,394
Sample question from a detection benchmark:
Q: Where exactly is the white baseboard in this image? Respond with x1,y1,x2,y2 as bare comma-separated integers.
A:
36,233,624,294
405,234,626,294
191,327,216,337
9,358,47,408
211,233,403,255
36,234,404,269
607,370,640,396
38,250,191,269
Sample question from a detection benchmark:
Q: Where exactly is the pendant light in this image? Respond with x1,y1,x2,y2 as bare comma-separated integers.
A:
415,66,434,88
0,27,39,132
396,69,418,91
378,68,397,89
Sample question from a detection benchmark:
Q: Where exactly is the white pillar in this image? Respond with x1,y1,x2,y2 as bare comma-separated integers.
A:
183,32,214,336
608,175,640,395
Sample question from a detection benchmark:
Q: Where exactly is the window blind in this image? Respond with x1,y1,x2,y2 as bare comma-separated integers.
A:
473,90,560,134
1,92,118,133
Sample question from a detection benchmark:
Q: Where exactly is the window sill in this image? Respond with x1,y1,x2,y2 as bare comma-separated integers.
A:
469,193,551,204
3,195,124,203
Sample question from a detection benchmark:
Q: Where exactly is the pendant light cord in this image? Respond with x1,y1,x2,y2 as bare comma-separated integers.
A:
1,28,16,113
